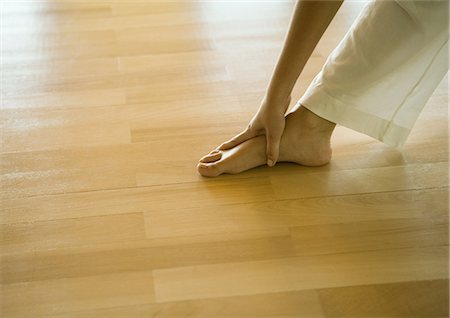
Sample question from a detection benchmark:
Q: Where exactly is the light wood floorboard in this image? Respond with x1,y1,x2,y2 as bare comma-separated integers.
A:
1,1,448,317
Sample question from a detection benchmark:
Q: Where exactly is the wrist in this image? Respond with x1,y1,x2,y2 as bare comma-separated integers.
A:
265,75,293,104
263,93,291,112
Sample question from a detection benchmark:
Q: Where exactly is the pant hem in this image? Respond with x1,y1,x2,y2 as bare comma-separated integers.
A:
297,85,411,148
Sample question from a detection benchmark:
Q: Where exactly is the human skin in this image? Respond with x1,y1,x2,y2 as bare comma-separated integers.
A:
198,104,336,177
216,0,344,166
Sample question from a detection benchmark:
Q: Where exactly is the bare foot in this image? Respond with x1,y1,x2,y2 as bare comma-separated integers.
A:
197,105,336,177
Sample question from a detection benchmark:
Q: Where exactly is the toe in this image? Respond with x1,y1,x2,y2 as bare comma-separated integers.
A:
197,162,222,177
199,151,222,163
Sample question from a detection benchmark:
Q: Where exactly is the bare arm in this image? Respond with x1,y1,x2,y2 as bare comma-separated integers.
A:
266,0,344,103
219,0,344,166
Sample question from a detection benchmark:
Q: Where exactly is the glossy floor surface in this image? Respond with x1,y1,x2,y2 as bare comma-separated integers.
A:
1,1,449,317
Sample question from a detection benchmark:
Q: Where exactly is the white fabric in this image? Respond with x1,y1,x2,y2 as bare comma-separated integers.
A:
297,0,449,147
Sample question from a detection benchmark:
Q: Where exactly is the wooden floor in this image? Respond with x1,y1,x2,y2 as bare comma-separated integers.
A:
1,1,449,317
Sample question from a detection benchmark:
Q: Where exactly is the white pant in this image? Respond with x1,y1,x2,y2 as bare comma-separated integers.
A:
298,0,449,147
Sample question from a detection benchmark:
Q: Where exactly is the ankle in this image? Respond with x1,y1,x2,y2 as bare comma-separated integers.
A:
302,107,335,134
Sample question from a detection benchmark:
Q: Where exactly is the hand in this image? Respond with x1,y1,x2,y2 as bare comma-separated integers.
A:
218,95,291,166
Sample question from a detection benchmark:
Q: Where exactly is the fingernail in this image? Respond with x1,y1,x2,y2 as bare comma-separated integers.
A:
267,159,274,167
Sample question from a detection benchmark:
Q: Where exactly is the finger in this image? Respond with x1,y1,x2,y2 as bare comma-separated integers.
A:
265,131,282,167
199,151,222,163
218,129,257,150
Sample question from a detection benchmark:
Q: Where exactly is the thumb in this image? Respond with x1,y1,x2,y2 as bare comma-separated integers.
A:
218,128,257,150
266,130,282,167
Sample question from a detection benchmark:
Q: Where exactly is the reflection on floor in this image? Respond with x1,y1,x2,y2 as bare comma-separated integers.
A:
1,1,448,317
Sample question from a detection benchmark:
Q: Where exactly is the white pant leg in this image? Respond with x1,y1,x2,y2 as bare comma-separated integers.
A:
297,0,449,147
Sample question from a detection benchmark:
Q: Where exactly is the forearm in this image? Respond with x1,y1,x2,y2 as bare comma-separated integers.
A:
265,0,344,104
